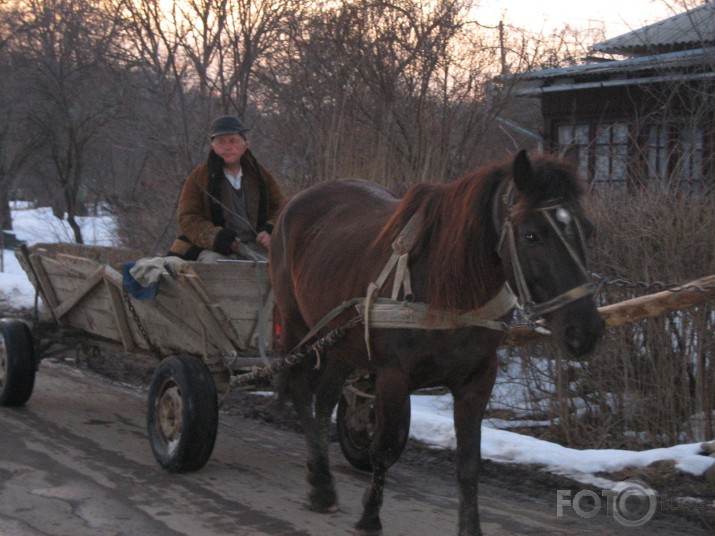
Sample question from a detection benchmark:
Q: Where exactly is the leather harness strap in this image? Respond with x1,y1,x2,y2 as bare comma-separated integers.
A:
358,287,516,331
362,212,517,358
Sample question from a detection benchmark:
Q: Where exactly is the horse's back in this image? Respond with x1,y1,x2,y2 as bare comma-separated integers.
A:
280,179,396,230
271,179,398,327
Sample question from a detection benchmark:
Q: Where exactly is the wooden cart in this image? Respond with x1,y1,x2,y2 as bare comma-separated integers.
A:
2,243,306,472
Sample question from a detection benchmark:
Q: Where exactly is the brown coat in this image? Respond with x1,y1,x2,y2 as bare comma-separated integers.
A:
169,150,286,260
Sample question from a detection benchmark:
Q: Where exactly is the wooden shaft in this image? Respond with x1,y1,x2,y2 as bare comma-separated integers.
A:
501,274,715,348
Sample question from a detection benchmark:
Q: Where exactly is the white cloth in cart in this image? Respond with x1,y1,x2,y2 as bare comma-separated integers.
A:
128,256,189,287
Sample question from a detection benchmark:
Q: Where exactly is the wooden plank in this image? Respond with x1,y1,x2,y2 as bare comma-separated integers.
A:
28,254,61,323
53,267,105,319
194,262,271,303
62,287,121,340
104,278,136,352
190,262,271,348
113,269,224,355
36,257,108,332
245,288,274,354
502,274,715,348
54,253,102,276
182,274,247,350
27,242,142,265
142,300,218,355
157,275,238,355
40,255,96,279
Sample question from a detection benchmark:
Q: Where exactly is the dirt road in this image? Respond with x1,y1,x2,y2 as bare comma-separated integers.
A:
0,361,707,535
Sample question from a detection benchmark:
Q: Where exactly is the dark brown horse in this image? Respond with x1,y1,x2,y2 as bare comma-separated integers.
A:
269,150,605,536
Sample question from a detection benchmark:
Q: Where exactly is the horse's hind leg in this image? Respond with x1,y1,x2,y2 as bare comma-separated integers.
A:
355,368,410,536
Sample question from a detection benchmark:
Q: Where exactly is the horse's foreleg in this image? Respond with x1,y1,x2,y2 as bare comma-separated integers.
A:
452,358,498,536
355,369,410,536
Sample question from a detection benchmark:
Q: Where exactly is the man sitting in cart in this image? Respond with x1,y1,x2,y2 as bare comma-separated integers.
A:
168,115,286,262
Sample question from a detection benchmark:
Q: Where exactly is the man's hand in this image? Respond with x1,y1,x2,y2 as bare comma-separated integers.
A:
256,231,271,250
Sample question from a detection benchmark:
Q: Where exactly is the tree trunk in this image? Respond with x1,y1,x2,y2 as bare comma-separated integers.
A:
0,187,11,231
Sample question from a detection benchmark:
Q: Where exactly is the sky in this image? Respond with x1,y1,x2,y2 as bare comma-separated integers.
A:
477,0,677,38
1,202,713,508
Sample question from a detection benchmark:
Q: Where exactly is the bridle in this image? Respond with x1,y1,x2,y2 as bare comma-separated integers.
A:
494,181,595,320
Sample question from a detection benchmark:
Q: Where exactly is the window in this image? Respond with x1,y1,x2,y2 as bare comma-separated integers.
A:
557,120,707,190
679,124,704,184
646,121,704,188
646,124,668,181
594,123,628,187
557,122,628,188
557,124,589,179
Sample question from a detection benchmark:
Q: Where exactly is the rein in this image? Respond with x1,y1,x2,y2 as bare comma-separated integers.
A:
495,181,594,319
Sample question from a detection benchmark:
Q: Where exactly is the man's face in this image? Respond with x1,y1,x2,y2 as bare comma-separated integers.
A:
211,134,248,167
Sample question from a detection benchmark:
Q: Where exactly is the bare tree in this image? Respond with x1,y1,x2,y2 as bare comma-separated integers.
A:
265,0,513,190
10,0,126,243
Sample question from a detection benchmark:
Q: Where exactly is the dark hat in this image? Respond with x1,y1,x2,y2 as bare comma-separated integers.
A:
208,116,251,138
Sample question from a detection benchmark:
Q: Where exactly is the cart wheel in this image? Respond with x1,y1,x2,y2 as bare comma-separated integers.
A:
147,354,218,473
0,318,36,407
336,378,410,471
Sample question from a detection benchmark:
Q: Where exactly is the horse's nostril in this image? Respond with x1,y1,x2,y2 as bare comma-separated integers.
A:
565,325,581,346
564,320,603,356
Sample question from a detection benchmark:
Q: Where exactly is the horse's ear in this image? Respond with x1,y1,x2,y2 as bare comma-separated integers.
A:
561,145,580,167
512,149,532,192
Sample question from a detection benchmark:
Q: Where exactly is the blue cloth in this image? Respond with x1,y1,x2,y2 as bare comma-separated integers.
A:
122,261,159,301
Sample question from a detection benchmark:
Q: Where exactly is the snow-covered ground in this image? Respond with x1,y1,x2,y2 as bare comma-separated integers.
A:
1,202,713,494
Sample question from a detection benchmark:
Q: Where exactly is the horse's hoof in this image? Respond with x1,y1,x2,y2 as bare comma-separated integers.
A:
307,501,339,513
353,527,382,536
354,520,382,536
307,488,339,514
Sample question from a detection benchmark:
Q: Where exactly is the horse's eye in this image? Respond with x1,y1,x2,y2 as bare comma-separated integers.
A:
524,232,539,242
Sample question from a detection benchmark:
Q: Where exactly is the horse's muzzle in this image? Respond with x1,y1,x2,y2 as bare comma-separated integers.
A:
551,299,605,357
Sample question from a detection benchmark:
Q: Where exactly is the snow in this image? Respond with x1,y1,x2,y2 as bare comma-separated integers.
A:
410,394,713,487
1,203,117,310
1,203,713,492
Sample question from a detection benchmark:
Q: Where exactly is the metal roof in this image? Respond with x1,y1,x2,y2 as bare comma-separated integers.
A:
592,2,715,54
513,47,715,95
518,46,715,81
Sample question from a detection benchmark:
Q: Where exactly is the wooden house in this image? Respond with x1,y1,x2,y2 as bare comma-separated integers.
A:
516,3,715,190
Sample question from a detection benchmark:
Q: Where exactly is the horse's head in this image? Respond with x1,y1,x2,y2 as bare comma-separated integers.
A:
496,149,604,356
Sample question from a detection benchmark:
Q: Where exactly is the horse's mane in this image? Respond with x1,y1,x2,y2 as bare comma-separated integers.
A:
376,153,584,312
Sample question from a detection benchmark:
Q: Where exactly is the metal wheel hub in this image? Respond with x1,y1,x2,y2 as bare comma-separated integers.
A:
157,383,183,442
345,394,374,447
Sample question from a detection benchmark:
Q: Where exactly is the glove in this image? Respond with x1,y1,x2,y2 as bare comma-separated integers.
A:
213,228,237,255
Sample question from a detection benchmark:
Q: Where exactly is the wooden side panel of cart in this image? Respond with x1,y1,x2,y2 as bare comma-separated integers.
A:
16,244,273,359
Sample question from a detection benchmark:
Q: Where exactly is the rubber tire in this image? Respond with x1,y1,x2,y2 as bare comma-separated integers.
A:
336,378,411,472
147,354,219,473
0,318,36,407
